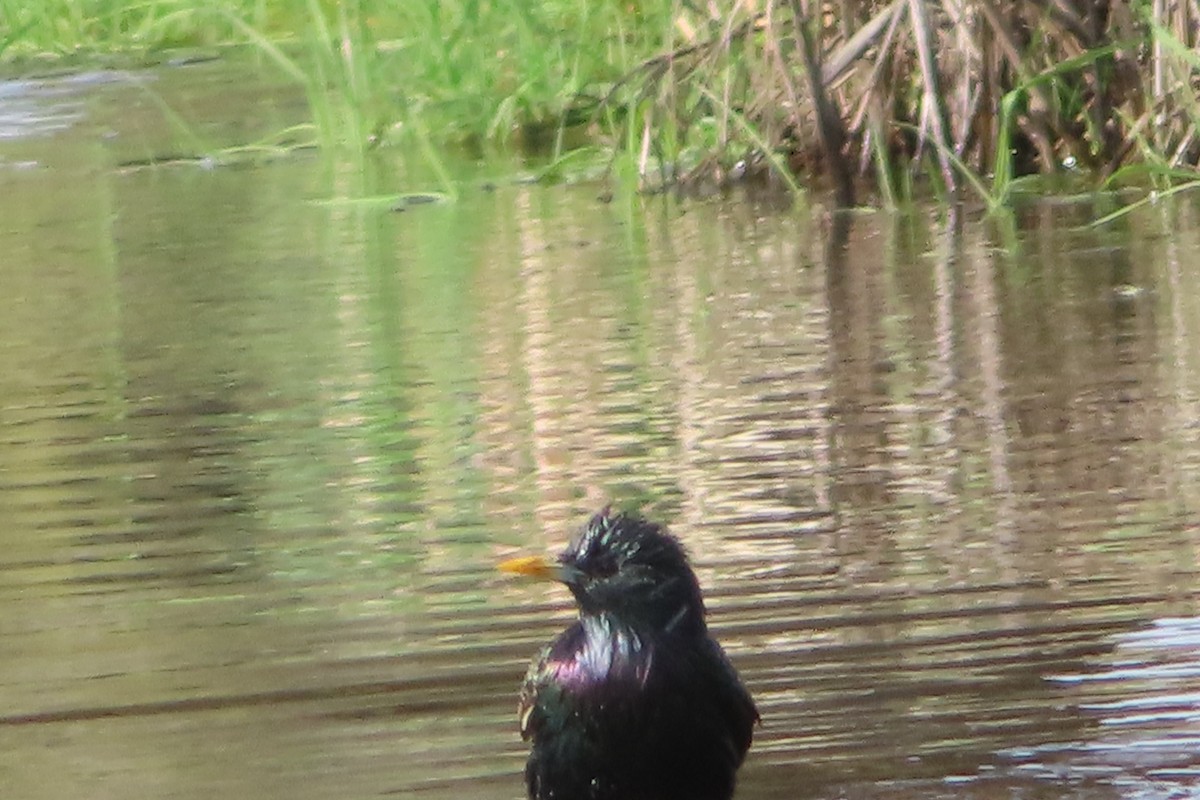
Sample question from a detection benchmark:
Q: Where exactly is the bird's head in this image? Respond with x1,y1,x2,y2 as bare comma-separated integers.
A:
500,508,707,636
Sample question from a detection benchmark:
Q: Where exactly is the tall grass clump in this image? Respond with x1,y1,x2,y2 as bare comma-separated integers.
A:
226,0,678,162
380,1,675,148
593,1,1200,206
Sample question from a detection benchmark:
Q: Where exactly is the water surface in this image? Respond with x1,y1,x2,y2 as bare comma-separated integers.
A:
1,57,1198,800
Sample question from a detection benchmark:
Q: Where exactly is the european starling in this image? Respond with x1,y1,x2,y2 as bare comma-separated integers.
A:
499,508,758,800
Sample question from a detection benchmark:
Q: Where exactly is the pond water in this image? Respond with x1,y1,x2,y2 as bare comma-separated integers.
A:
1,57,1199,800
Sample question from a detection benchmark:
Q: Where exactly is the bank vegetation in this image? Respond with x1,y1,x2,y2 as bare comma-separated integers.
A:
3,1,1199,206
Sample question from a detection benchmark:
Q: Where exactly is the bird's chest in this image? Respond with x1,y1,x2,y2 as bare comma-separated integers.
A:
522,619,654,739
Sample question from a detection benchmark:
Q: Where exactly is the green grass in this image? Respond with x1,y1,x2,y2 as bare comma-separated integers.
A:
0,0,671,148
1,1,782,199
0,0,266,55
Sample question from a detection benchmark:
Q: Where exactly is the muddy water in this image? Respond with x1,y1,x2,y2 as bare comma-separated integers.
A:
0,58,1198,800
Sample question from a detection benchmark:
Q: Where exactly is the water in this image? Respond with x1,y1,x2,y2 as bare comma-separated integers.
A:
1,56,1199,800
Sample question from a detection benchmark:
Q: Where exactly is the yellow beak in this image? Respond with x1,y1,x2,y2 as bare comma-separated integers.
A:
498,555,567,581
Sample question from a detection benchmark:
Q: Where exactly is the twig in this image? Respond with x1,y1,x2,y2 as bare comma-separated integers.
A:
907,0,956,192
791,0,854,206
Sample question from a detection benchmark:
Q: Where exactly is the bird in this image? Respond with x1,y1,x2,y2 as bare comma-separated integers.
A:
498,507,758,800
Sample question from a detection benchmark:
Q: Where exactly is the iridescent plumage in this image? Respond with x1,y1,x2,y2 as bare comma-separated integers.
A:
510,509,757,800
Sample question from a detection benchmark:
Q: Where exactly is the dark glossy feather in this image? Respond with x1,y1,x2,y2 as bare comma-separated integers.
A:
514,509,757,800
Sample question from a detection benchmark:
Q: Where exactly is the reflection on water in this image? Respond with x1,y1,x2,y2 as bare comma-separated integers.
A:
1014,617,1200,794
1,60,1199,800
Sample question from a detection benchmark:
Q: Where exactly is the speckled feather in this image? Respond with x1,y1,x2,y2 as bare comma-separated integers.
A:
515,510,757,800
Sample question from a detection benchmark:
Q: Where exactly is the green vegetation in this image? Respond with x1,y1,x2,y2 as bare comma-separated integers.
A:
3,1,1200,206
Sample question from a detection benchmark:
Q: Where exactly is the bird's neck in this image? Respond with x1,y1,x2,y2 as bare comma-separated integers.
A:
547,614,651,692
580,599,706,645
